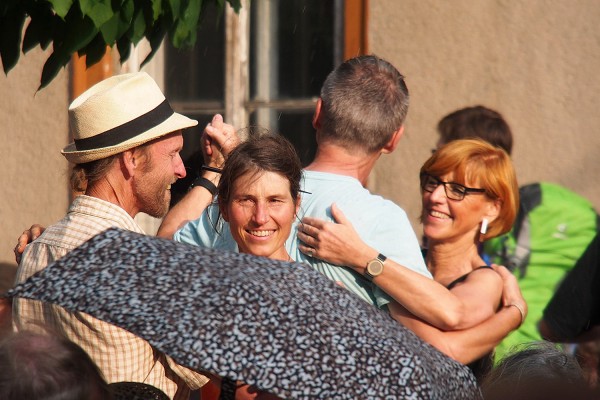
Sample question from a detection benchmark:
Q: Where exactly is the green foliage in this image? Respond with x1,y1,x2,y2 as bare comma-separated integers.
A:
0,6,27,73
0,0,242,89
48,0,74,19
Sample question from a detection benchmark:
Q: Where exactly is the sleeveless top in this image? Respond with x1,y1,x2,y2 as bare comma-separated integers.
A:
446,265,492,289
446,265,494,382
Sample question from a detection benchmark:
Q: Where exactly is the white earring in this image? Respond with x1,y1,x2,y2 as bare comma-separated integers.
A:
480,218,489,235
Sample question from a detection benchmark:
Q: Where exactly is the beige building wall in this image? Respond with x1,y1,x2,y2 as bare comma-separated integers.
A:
0,49,69,272
369,0,600,238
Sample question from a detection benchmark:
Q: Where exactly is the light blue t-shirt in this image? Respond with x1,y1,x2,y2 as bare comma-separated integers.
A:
174,170,430,308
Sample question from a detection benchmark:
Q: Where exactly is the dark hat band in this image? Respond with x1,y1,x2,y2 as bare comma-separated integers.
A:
74,100,175,151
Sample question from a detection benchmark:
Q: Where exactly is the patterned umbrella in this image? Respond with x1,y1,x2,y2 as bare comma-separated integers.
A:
8,228,480,400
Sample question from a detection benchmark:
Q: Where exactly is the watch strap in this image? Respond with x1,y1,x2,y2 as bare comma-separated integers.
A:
188,176,218,196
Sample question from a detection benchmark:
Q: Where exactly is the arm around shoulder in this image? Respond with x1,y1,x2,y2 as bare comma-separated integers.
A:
389,300,524,364
298,204,469,330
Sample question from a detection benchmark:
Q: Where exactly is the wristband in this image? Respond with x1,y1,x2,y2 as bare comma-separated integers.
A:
188,176,217,196
201,165,223,174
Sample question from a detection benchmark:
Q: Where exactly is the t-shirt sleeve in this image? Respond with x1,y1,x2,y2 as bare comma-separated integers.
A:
173,206,239,252
542,234,600,340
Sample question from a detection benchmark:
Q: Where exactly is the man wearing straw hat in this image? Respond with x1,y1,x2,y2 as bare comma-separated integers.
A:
12,72,209,399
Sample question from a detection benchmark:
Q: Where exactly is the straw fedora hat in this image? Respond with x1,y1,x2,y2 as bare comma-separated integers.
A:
61,72,197,164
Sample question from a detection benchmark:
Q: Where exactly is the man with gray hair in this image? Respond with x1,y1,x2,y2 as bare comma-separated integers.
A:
13,72,208,399
160,55,428,308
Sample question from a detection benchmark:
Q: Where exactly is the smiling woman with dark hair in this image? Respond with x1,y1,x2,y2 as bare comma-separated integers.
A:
166,128,303,263
214,132,302,261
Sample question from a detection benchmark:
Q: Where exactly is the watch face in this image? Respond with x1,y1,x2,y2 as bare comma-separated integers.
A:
367,259,384,276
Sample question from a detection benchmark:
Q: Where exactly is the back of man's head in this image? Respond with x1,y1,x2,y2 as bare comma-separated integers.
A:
437,105,513,155
0,332,110,400
482,341,590,400
318,55,409,154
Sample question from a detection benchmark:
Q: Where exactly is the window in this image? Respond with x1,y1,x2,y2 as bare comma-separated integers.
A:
164,0,367,203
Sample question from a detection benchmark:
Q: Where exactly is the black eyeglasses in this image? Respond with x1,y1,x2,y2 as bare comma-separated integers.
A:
420,173,486,201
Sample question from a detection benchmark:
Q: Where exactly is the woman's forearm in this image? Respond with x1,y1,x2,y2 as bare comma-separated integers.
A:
367,253,468,330
157,171,218,239
390,301,523,364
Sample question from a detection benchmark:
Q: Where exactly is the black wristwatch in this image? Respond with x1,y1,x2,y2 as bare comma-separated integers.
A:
364,253,387,281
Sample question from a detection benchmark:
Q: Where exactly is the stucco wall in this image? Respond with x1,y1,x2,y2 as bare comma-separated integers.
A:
0,48,69,271
369,0,600,237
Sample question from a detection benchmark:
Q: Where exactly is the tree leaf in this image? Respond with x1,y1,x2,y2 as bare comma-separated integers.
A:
16,0,247,88
39,8,98,89
39,6,98,88
22,22,40,53
78,0,94,15
150,0,163,20
127,7,147,45
167,0,181,17
49,13,67,45
1,0,20,18
0,8,26,74
82,33,108,67
226,0,241,13
39,51,69,89
116,0,135,38
60,6,100,54
99,11,119,43
170,0,201,48
22,2,55,53
141,16,167,67
119,0,135,25
47,0,74,19
80,0,113,29
116,34,131,63
182,0,201,31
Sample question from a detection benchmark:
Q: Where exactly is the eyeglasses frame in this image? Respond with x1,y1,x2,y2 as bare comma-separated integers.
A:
420,173,486,201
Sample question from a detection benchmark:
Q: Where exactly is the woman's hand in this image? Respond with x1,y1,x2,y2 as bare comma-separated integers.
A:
202,114,240,168
297,203,372,270
492,264,528,326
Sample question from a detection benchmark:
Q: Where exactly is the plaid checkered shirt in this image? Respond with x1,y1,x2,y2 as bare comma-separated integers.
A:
13,195,209,400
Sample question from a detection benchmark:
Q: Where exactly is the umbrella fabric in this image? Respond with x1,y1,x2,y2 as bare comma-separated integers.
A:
8,228,480,400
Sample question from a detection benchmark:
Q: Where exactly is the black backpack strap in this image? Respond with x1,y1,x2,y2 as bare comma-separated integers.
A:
514,183,542,239
510,183,542,278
